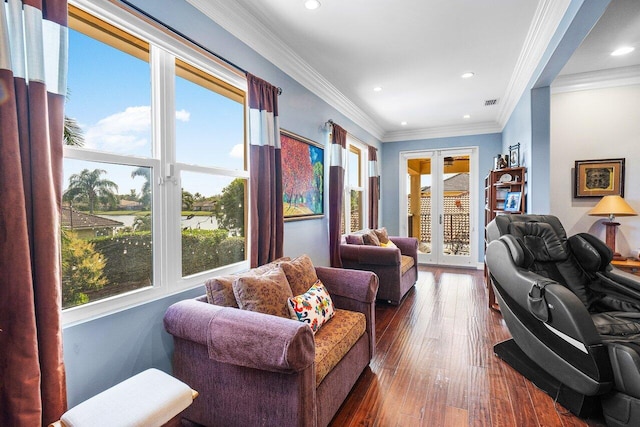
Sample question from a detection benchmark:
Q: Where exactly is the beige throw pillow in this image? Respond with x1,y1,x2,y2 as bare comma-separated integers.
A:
278,254,319,296
232,267,293,318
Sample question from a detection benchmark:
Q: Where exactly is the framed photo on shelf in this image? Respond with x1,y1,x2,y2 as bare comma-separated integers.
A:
508,143,520,168
280,129,325,221
504,191,521,212
574,158,625,198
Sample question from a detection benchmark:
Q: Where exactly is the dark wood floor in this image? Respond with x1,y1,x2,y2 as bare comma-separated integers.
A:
330,266,607,427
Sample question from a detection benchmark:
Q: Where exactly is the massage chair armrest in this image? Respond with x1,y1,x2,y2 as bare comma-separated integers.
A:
599,267,640,300
164,299,315,373
487,237,602,347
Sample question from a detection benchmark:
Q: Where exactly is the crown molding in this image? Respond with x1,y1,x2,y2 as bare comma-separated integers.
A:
496,0,571,127
382,121,501,143
551,65,640,93
186,0,385,140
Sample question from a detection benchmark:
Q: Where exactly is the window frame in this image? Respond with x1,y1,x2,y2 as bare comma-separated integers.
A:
343,136,368,233
63,0,250,325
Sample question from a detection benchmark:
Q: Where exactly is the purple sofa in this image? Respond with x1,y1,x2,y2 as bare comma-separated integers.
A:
163,266,378,427
340,232,418,305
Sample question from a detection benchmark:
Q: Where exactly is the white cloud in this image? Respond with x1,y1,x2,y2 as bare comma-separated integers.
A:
82,106,191,154
176,109,190,122
84,106,151,153
229,144,244,159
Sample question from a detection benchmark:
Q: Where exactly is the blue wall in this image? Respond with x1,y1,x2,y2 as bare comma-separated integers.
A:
63,0,380,407
379,133,502,263
501,0,610,214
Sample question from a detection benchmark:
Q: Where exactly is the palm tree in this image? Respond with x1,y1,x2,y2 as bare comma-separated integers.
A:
64,116,85,146
131,167,151,209
64,169,118,214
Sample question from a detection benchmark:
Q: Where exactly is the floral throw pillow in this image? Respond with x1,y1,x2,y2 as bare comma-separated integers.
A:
288,280,335,334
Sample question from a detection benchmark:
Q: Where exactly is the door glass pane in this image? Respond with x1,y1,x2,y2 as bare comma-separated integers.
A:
441,155,470,256
407,158,431,255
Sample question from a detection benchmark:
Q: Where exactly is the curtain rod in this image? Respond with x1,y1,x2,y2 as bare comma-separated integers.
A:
118,0,283,95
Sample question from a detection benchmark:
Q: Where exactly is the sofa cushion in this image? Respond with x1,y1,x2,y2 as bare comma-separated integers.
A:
314,308,366,387
345,234,364,245
205,257,291,307
205,276,239,308
374,227,390,244
278,254,319,296
232,267,293,318
288,280,335,334
400,255,415,275
362,229,381,246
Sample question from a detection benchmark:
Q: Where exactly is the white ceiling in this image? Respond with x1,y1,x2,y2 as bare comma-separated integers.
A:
187,0,640,142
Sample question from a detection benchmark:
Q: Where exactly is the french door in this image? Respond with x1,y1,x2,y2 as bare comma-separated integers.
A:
399,148,477,267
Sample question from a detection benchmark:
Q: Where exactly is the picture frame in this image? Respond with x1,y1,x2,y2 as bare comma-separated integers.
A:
280,129,325,221
508,143,520,168
574,158,625,198
504,191,522,212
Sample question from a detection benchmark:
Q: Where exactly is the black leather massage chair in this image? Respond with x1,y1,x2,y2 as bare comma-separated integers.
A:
485,214,640,427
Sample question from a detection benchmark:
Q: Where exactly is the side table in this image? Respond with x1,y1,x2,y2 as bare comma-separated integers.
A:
611,258,640,276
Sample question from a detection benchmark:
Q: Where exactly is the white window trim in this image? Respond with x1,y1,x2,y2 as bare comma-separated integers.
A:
63,0,250,326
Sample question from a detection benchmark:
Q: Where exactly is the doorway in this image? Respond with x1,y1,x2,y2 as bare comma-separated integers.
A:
399,148,477,267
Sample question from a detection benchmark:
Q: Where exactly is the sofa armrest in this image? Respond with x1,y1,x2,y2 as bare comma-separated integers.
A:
164,300,315,373
316,266,378,303
340,243,401,266
389,236,418,258
316,266,378,358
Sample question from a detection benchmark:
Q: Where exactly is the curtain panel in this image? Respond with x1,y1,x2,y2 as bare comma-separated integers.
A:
247,73,283,267
368,146,380,229
328,123,347,268
0,0,68,425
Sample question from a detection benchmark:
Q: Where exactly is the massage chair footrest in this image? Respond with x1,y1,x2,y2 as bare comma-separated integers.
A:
494,339,601,418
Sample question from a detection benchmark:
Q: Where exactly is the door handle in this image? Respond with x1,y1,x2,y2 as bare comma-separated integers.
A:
439,214,442,225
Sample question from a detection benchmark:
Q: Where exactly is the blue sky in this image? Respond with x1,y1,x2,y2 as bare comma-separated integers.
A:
64,28,245,199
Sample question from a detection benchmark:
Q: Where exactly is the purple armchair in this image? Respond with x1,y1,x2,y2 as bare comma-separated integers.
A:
340,232,418,305
163,266,378,427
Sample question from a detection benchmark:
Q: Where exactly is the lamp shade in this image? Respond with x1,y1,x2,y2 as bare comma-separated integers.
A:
588,195,637,218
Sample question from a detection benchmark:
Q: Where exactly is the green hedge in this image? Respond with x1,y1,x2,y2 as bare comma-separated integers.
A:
90,230,245,285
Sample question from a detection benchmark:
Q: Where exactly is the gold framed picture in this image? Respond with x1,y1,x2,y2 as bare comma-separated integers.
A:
574,158,624,198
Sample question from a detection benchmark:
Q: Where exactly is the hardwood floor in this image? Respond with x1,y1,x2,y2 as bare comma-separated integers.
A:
330,266,607,427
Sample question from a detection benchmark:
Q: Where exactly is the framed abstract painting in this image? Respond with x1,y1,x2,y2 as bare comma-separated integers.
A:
280,130,324,221
574,158,625,198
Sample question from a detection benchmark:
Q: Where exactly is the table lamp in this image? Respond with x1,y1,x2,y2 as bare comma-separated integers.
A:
588,195,637,260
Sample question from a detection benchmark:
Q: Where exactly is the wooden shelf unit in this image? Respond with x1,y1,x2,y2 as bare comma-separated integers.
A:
484,167,526,310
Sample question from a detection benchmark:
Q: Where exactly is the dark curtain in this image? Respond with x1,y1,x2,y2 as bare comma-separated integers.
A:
368,146,380,229
247,73,283,267
0,0,68,425
329,123,347,267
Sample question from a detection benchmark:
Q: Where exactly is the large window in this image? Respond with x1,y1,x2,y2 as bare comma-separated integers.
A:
63,1,248,323
342,137,368,234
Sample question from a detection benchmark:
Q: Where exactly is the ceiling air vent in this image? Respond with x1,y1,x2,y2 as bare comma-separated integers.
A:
484,99,498,106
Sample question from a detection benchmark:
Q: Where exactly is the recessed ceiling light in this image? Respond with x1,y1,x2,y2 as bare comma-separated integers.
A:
461,72,475,79
463,114,470,119
304,0,321,10
373,86,382,92
400,121,408,126
611,46,634,56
